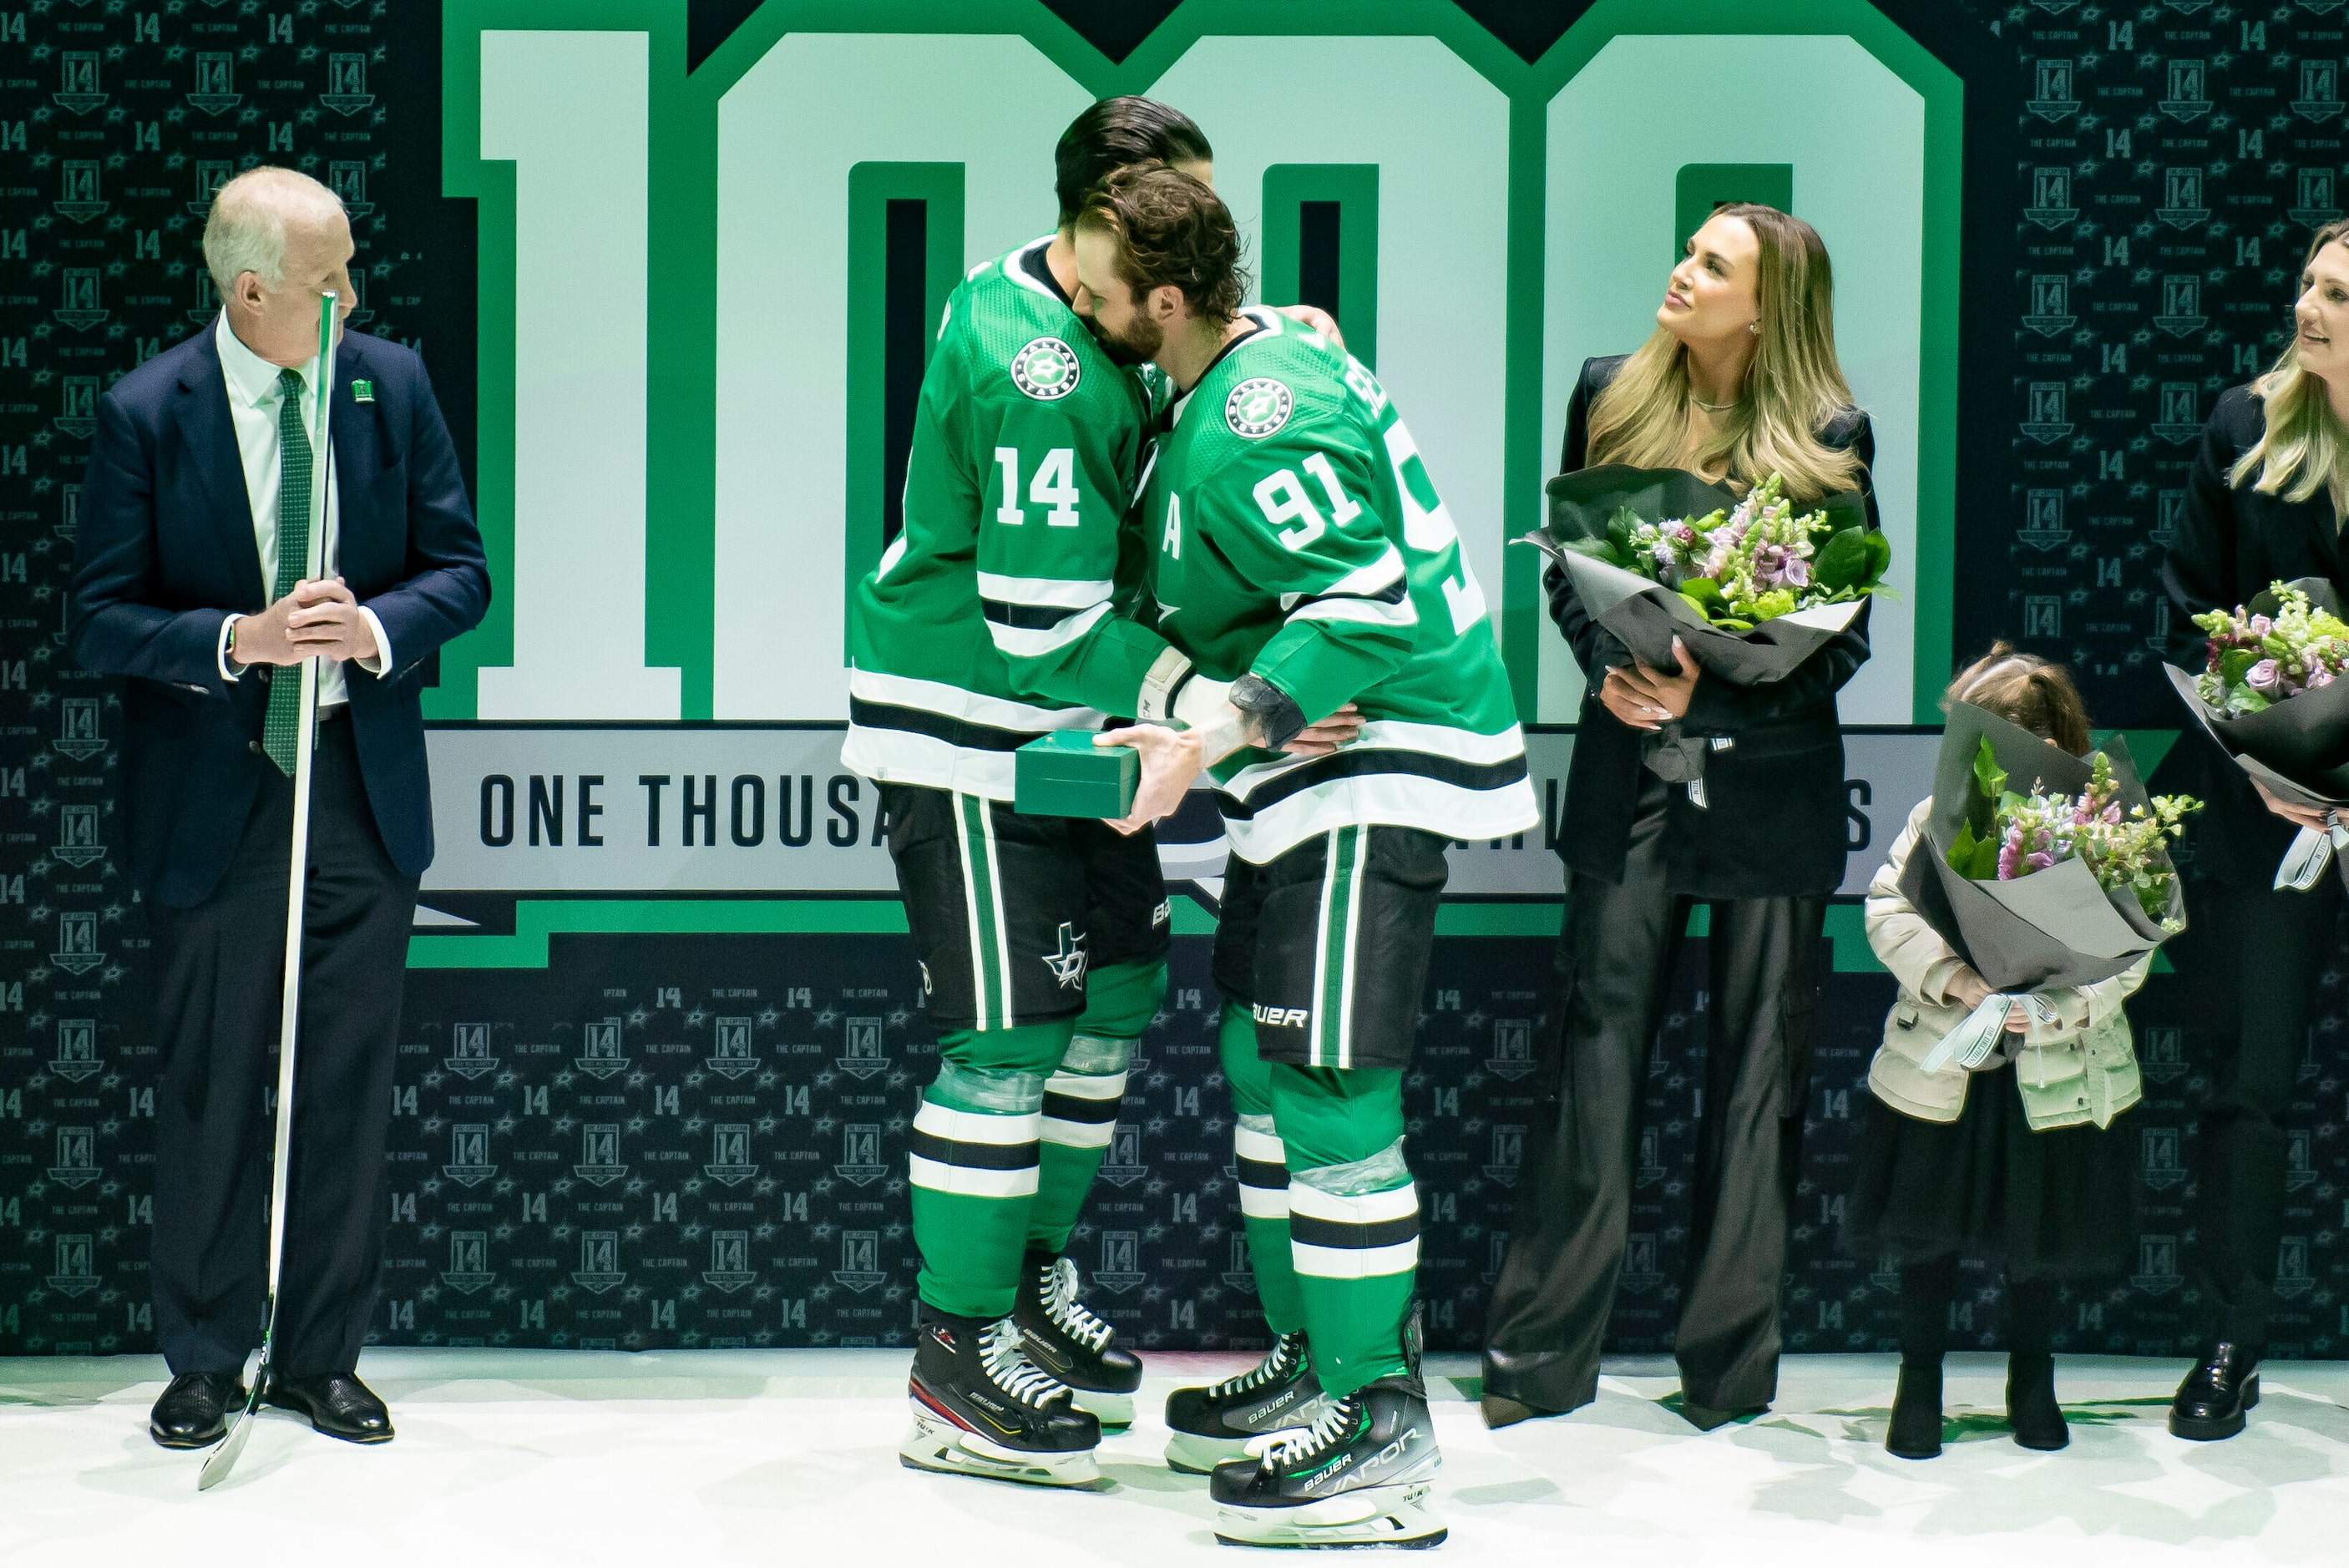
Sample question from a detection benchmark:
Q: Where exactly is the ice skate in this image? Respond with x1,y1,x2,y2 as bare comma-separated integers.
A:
1014,1249,1142,1427
900,1305,1102,1488
1164,1330,1324,1474
1208,1374,1444,1548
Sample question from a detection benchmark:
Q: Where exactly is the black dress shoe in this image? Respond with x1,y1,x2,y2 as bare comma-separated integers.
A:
150,1372,248,1449
2169,1343,2260,1442
264,1373,395,1444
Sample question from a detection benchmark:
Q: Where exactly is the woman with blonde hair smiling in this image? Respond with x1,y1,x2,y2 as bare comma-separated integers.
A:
2158,219,2349,1444
1483,203,1879,1430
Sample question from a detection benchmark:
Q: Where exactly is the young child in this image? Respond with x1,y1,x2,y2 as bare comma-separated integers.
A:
1849,645,2149,1459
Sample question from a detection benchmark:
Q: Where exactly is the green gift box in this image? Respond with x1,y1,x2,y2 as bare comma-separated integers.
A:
1015,730,1138,817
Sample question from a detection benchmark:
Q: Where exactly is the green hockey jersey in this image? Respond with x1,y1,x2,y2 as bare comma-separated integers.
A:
843,236,1175,799
1142,308,1539,863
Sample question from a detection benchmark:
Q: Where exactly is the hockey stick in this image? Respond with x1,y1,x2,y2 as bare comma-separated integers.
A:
200,290,337,1492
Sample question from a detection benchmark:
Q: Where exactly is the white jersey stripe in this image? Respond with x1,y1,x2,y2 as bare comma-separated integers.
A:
975,571,1116,609
1233,1125,1287,1165
848,664,1101,734
1225,772,1542,867
985,601,1111,658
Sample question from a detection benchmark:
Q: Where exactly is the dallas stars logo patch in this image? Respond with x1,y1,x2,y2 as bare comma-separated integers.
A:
1225,377,1292,438
1041,922,1089,990
1011,336,1082,401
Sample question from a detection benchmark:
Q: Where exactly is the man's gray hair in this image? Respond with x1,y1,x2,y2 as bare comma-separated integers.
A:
201,166,346,296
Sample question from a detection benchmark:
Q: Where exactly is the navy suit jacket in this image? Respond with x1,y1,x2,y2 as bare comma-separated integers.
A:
68,324,490,908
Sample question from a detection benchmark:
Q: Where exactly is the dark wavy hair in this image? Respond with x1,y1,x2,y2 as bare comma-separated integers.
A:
1075,164,1248,324
1054,97,1212,227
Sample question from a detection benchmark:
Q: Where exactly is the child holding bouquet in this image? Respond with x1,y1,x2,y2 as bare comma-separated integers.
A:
1850,646,2149,1459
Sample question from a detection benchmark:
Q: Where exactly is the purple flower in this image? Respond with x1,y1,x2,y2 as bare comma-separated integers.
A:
2246,659,2281,692
2250,615,2274,637
2311,666,2336,690
1784,557,1811,588
2026,850,2056,872
1998,827,2022,881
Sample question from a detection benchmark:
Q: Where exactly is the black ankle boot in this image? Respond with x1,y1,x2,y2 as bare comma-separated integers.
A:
2006,1353,2068,1450
1886,1358,1943,1459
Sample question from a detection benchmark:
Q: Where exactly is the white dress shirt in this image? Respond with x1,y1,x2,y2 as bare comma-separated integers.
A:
213,312,391,706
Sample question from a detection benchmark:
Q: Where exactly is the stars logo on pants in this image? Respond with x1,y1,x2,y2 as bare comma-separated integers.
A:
1042,922,1089,990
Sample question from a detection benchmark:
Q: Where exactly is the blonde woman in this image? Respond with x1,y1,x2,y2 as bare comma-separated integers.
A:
2156,219,2349,1443
1483,204,1878,1429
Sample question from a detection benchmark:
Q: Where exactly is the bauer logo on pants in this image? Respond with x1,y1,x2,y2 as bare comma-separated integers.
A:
1253,1003,1309,1029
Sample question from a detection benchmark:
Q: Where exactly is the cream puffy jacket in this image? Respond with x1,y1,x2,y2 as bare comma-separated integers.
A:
1865,800,2148,1129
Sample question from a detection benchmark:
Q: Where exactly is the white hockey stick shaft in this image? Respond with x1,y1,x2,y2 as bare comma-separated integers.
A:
200,289,336,1491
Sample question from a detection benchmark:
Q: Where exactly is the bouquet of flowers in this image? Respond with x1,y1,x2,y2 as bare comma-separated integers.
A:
2191,580,2349,715
2164,577,2349,890
1520,464,1882,686
1900,702,2192,1002
1941,738,2199,933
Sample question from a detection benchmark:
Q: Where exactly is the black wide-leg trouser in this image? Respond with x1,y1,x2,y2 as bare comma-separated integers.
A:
148,716,418,1379
1483,783,1823,1415
2177,873,2341,1354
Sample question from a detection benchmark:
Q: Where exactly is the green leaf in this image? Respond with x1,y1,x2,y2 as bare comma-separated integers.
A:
1863,529,1892,584
2219,647,2258,686
1680,577,1724,609
1605,505,1638,556
1966,736,2006,843
1559,536,1624,566
1814,527,1870,592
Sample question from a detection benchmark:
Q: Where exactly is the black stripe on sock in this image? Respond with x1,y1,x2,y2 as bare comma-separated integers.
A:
1216,748,1528,820
1288,1212,1421,1251
1238,1155,1289,1191
1041,1091,1120,1125
908,1128,1041,1171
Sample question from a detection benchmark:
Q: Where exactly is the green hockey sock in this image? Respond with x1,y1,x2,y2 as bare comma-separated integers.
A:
909,1020,1071,1320
1271,1063,1414,1398
1028,958,1164,1254
1223,1002,1307,1337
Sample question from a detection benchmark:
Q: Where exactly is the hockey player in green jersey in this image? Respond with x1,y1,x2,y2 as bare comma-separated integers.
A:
1072,166,1540,1547
843,99,1351,1490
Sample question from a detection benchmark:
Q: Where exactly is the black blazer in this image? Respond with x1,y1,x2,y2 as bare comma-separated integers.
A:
2159,381,2349,889
68,325,490,908
1548,354,1878,897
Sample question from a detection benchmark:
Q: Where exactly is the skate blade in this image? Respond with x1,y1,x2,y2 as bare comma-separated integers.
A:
899,1406,1102,1490
1214,1485,1444,1549
1071,1388,1136,1428
1165,1429,1255,1475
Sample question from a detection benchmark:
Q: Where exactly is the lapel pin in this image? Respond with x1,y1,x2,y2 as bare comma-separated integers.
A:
352,379,374,403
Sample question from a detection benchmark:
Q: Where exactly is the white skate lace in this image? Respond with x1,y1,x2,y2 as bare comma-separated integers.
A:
1209,1332,1304,1399
1041,1257,1115,1353
983,1316,1074,1409
1262,1393,1359,1469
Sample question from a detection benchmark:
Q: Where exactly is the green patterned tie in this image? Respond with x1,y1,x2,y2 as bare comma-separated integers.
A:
262,367,313,776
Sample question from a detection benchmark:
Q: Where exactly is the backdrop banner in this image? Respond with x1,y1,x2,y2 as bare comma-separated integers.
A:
2,0,2341,1362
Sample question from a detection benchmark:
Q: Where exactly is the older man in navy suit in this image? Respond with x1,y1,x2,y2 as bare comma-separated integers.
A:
70,166,489,1450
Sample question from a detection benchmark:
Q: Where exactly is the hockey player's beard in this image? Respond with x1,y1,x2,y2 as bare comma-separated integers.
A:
1086,312,1162,367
